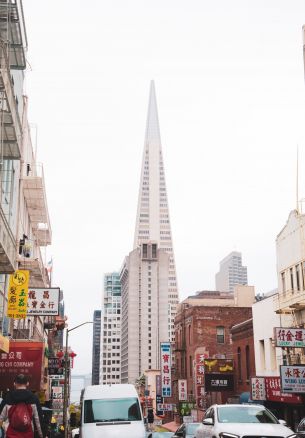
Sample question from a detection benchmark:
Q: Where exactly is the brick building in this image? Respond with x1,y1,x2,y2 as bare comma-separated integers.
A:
231,318,255,399
173,291,253,410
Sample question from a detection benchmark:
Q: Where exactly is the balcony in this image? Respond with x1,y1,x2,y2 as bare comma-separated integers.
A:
0,40,22,159
0,206,16,273
17,245,50,287
274,289,305,314
0,0,26,70
22,163,52,246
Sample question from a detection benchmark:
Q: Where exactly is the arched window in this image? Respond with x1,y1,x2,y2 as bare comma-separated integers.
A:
237,347,242,381
245,345,250,381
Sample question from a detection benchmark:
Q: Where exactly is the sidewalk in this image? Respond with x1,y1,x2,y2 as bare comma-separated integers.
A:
162,421,180,432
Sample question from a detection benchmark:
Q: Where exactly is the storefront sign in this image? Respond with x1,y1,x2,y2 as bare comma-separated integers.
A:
52,386,63,399
0,334,9,353
275,327,305,347
160,342,171,397
156,394,163,416
0,341,43,390
7,270,30,319
196,353,208,364
204,359,234,373
156,374,162,396
265,377,302,404
157,403,176,412
48,357,64,376
178,379,187,401
280,365,305,393
197,385,205,397
251,377,266,401
205,373,234,391
178,402,195,416
27,288,60,316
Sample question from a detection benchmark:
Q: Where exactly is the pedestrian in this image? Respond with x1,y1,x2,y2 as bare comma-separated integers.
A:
147,408,154,431
0,373,44,438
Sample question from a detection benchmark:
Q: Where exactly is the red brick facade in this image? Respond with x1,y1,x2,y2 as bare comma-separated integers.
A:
231,318,255,396
173,305,252,408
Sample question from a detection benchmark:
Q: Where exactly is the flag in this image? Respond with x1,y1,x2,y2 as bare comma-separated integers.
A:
47,258,53,273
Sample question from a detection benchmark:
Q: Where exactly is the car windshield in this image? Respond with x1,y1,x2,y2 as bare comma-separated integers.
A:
217,406,279,424
186,423,200,434
84,397,142,423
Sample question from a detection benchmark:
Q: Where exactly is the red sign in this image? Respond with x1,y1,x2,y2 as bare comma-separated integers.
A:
265,377,302,404
0,341,44,391
196,353,208,364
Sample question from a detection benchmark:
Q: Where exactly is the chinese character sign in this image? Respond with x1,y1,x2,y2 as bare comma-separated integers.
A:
161,342,171,397
265,376,302,404
280,366,305,393
27,288,60,316
275,328,305,347
251,377,266,401
178,379,187,401
7,270,30,319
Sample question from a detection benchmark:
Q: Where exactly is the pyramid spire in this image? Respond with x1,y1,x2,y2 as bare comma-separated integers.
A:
133,81,179,341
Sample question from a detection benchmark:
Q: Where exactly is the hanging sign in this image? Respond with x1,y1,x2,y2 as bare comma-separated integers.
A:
178,379,187,401
7,270,30,319
27,288,60,316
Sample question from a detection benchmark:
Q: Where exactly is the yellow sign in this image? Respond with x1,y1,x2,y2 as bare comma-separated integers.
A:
7,270,30,319
0,334,9,353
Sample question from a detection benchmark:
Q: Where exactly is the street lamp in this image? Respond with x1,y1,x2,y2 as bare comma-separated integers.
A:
63,321,93,438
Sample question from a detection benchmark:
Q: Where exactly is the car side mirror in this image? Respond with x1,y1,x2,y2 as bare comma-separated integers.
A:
279,419,287,426
202,418,214,426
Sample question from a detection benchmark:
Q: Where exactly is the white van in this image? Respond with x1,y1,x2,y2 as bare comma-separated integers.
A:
79,384,146,438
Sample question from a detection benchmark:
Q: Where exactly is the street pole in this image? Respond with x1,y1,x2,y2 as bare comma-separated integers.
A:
62,321,93,438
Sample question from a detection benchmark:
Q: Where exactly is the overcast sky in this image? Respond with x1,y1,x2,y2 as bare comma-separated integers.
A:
23,0,305,374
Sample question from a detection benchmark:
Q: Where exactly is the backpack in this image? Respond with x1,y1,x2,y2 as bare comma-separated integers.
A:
9,402,33,432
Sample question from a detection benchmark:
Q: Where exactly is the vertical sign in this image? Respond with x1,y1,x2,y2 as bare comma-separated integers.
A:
251,377,266,401
7,270,30,319
178,379,187,401
160,342,171,397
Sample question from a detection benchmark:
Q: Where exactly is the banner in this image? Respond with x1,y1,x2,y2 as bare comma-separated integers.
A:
7,270,30,319
0,341,44,390
178,379,187,401
27,288,60,316
160,342,171,397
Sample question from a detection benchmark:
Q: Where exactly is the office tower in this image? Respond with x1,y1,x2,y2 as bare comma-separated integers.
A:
121,81,179,383
91,310,101,385
215,251,248,293
100,272,121,384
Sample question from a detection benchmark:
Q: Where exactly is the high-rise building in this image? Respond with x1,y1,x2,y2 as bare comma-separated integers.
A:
215,251,248,293
91,310,101,385
100,272,121,384
121,81,179,383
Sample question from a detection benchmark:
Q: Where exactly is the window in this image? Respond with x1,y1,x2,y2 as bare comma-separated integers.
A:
281,271,286,293
188,325,191,345
237,347,242,381
216,326,225,344
296,264,301,291
152,244,157,259
189,355,192,377
259,340,265,370
143,244,148,258
290,267,294,291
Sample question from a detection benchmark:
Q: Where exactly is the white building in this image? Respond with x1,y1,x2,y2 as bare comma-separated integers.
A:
215,251,248,293
121,81,179,383
100,272,121,384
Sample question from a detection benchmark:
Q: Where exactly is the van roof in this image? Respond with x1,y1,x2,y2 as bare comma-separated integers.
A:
83,384,139,399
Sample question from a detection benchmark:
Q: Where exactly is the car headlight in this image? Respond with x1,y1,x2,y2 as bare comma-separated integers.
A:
219,433,240,438
287,435,297,438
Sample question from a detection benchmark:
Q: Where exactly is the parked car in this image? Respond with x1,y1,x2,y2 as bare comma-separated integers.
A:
195,404,297,438
297,417,305,437
172,422,201,437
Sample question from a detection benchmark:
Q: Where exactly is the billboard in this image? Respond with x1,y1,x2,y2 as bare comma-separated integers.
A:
27,288,60,316
0,341,44,391
160,342,171,397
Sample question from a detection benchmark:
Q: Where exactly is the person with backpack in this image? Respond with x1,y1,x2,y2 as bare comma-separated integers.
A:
0,373,44,438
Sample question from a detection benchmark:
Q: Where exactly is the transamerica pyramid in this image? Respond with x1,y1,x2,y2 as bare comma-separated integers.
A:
134,80,179,343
